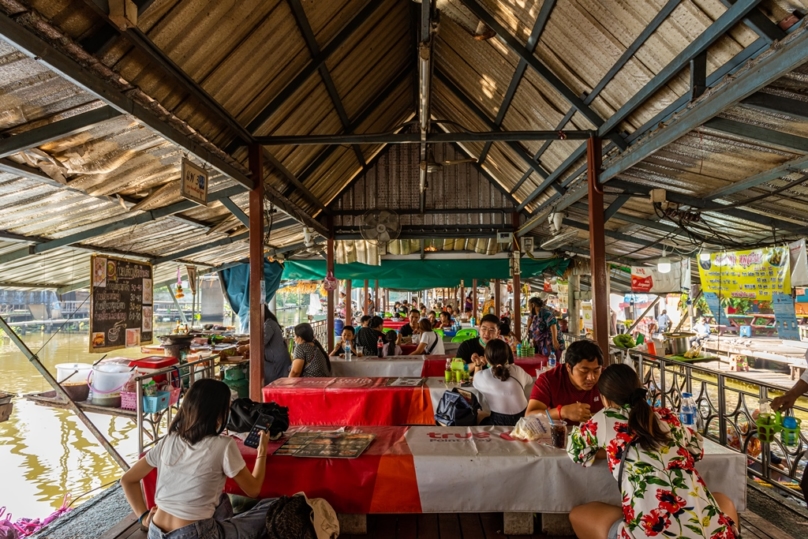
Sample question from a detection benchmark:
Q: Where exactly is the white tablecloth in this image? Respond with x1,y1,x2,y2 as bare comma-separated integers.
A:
330,356,426,377
405,426,747,513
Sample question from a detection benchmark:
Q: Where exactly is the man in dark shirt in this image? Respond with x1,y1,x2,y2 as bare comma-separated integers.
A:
398,310,421,343
456,314,513,365
355,316,385,357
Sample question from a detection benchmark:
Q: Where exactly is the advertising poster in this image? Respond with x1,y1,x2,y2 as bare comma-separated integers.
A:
582,302,593,331
697,247,790,301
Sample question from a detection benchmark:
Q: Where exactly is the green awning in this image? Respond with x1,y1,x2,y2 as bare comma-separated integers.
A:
282,258,570,291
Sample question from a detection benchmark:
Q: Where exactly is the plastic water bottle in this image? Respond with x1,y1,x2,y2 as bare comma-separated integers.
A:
548,351,557,369
680,392,697,428
344,342,352,361
516,343,522,357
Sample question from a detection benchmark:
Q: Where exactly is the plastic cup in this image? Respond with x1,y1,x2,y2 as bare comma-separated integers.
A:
551,421,568,449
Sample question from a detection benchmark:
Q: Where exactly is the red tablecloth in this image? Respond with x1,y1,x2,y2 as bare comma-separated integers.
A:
382,319,408,330
400,343,418,354
262,377,434,426
421,355,548,377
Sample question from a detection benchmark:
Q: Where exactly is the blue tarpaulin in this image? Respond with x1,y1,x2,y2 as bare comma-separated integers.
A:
219,259,284,332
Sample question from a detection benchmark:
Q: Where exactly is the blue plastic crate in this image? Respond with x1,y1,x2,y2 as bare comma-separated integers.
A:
142,391,170,414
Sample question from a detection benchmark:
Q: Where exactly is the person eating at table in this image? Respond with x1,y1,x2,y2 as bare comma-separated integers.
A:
473,339,533,426
427,310,438,329
446,305,454,317
525,339,603,425
438,311,453,328
384,329,403,356
409,318,445,355
330,325,360,357
459,314,513,368
290,323,332,377
398,309,421,343
356,315,385,357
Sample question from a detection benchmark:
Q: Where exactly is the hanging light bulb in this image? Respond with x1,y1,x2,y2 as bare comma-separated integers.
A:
699,251,711,262
657,246,672,274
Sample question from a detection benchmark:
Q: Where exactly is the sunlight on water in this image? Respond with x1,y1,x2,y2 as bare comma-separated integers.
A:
0,309,320,519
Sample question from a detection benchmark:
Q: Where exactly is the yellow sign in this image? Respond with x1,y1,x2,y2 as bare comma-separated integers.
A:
697,247,790,301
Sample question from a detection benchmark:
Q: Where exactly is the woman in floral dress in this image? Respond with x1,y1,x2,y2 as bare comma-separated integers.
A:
567,364,739,539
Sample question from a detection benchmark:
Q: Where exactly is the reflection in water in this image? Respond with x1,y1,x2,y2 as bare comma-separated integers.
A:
0,309,320,519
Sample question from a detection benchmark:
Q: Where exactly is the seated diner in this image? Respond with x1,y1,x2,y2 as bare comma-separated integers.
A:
473,340,533,426
567,363,739,539
356,315,385,356
120,379,272,537
290,323,332,377
383,329,402,356
398,309,421,343
525,339,603,425
410,318,445,355
458,314,513,368
330,325,359,357
438,311,453,328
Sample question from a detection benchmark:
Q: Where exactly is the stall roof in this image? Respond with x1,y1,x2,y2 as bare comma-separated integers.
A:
0,0,804,290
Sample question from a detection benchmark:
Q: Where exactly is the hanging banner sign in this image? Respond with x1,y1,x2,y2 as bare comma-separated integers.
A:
630,259,690,294
556,280,569,311
180,158,208,206
697,247,790,301
789,239,808,286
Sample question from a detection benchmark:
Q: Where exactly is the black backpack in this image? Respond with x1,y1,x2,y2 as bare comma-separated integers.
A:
434,388,481,426
227,398,289,439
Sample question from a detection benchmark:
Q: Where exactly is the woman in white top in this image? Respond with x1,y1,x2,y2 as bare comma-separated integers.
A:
410,318,445,355
473,339,533,426
120,379,272,538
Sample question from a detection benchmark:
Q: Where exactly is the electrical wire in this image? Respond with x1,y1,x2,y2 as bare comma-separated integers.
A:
67,479,120,508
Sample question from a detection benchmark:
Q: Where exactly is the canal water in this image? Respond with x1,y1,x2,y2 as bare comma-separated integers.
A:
0,309,322,519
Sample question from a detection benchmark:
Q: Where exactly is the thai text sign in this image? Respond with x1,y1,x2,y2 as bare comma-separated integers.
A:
697,247,790,301
90,255,153,352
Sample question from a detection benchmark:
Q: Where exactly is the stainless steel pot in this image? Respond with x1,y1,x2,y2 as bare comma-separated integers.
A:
663,332,695,356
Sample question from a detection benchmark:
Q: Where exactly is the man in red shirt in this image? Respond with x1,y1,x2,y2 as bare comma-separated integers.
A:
526,339,604,425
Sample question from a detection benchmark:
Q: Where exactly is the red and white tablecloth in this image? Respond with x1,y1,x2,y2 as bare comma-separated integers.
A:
262,377,434,426
331,355,548,379
383,319,409,330
143,426,746,515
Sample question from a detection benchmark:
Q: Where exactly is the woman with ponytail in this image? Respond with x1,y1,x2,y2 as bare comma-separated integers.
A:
567,364,739,539
472,339,533,426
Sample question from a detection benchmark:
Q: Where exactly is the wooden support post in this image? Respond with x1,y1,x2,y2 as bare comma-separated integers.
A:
495,279,501,317
568,275,580,337
363,279,369,315
472,279,478,321
326,235,335,351
345,280,353,327
374,280,379,314
587,136,610,360
513,212,522,341
460,282,465,315
248,143,265,401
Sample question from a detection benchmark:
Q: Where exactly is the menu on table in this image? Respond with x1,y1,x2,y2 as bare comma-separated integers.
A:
89,255,153,352
273,431,375,458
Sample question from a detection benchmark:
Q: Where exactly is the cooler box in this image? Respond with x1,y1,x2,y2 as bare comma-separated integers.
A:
739,325,752,338
129,356,179,383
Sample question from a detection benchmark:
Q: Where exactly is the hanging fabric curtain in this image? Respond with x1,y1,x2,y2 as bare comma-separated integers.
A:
218,259,285,333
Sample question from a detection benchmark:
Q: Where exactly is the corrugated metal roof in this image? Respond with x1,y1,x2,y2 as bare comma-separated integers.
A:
0,0,804,290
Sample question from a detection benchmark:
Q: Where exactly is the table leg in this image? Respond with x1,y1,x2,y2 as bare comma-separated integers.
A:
338,513,367,534
503,512,534,535
540,513,574,536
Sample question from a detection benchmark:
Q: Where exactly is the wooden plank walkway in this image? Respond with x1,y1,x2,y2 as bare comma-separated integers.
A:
100,511,801,539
